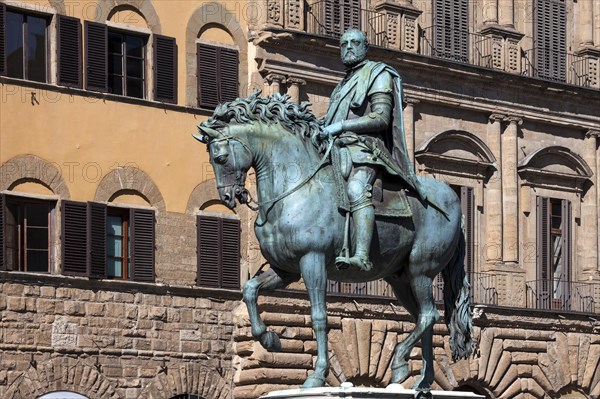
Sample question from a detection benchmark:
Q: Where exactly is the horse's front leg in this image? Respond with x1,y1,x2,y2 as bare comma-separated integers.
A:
299,252,329,388
243,267,299,351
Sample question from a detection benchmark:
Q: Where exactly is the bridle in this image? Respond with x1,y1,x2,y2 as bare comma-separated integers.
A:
207,126,335,212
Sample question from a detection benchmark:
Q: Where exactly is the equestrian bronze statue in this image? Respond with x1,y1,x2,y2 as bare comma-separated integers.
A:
193,29,473,394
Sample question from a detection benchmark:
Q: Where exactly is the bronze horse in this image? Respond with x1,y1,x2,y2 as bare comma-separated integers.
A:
194,92,473,391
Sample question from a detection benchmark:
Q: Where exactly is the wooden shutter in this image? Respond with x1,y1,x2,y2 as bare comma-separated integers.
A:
536,196,551,308
154,35,177,103
197,43,219,108
0,3,6,76
62,201,89,276
558,199,572,304
88,202,106,278
57,15,82,88
0,194,5,271
197,43,238,108
85,21,108,92
433,0,468,62
221,218,240,289
130,208,155,282
535,0,566,81
219,47,239,104
197,215,221,287
197,215,241,289
323,0,359,37
460,186,475,278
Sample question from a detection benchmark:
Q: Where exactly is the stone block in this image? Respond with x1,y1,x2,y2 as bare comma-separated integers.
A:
6,297,26,312
64,301,86,316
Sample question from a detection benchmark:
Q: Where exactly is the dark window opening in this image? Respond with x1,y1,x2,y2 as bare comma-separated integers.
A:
3,196,53,273
107,207,130,279
108,31,146,98
5,9,48,82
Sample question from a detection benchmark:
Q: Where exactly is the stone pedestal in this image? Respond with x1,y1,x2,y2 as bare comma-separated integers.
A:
260,383,485,399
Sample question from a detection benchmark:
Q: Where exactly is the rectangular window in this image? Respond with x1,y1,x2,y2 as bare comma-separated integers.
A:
321,0,360,38
536,197,571,310
62,201,154,281
107,209,130,279
197,43,238,109
433,0,468,63
1,195,53,273
197,215,240,289
108,31,146,98
535,0,566,81
3,8,48,82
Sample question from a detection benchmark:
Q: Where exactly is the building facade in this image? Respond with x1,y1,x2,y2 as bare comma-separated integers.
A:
0,0,599,398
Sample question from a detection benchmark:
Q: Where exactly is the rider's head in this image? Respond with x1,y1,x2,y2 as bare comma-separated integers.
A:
340,29,368,68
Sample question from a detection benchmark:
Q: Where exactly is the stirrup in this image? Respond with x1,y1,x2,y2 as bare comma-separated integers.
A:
335,255,373,272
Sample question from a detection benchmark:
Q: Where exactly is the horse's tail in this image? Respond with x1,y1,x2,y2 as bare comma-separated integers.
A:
442,222,474,361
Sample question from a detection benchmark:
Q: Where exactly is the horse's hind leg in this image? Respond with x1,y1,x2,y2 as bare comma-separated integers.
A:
299,252,329,388
387,273,438,392
243,267,299,351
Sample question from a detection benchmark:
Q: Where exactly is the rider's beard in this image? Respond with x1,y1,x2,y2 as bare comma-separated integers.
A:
342,47,367,68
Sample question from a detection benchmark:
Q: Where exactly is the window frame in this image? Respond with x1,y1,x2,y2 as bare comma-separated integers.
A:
4,6,50,82
1,194,55,273
107,28,147,99
106,206,130,280
61,200,155,282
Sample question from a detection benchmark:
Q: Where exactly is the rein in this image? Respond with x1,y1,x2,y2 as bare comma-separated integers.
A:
252,138,335,209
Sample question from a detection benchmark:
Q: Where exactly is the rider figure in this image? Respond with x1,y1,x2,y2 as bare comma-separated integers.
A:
320,29,424,272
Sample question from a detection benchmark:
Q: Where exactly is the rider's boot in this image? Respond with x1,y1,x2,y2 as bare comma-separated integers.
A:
336,204,374,271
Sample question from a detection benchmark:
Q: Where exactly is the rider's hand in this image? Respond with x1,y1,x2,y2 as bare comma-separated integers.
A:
319,121,344,141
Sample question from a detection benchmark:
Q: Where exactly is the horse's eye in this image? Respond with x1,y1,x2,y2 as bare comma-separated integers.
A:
214,154,229,164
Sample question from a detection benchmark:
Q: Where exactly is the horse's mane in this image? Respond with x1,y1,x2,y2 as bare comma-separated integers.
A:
201,91,323,149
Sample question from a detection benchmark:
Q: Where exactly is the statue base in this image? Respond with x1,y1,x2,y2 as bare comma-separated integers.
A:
260,383,485,399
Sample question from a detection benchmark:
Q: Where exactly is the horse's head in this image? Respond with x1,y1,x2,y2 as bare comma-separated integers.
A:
194,123,253,209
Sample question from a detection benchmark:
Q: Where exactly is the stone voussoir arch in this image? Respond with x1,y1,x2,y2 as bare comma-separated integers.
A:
3,357,121,399
94,166,165,211
186,3,249,106
95,0,161,34
0,154,70,198
137,364,232,399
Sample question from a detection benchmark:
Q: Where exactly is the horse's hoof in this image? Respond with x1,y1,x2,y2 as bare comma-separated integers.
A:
391,363,409,384
259,331,281,352
302,373,326,388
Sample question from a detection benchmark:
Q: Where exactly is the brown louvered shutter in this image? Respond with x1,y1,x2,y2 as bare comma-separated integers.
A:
460,186,475,278
0,3,6,76
221,217,240,289
197,43,219,108
0,194,5,270
219,47,239,104
323,0,359,37
85,21,108,92
88,202,106,278
62,201,89,276
57,15,82,88
154,35,177,103
433,0,468,62
535,0,566,81
536,196,551,308
197,44,238,108
559,199,572,305
197,215,221,287
130,208,155,282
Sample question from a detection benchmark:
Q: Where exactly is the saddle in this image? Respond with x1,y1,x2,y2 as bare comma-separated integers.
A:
331,146,412,218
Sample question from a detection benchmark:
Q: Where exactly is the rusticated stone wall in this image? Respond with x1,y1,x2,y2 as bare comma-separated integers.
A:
232,291,600,399
0,274,240,399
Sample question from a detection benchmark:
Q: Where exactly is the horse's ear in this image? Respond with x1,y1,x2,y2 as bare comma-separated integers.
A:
249,89,262,100
198,126,222,139
192,133,208,144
